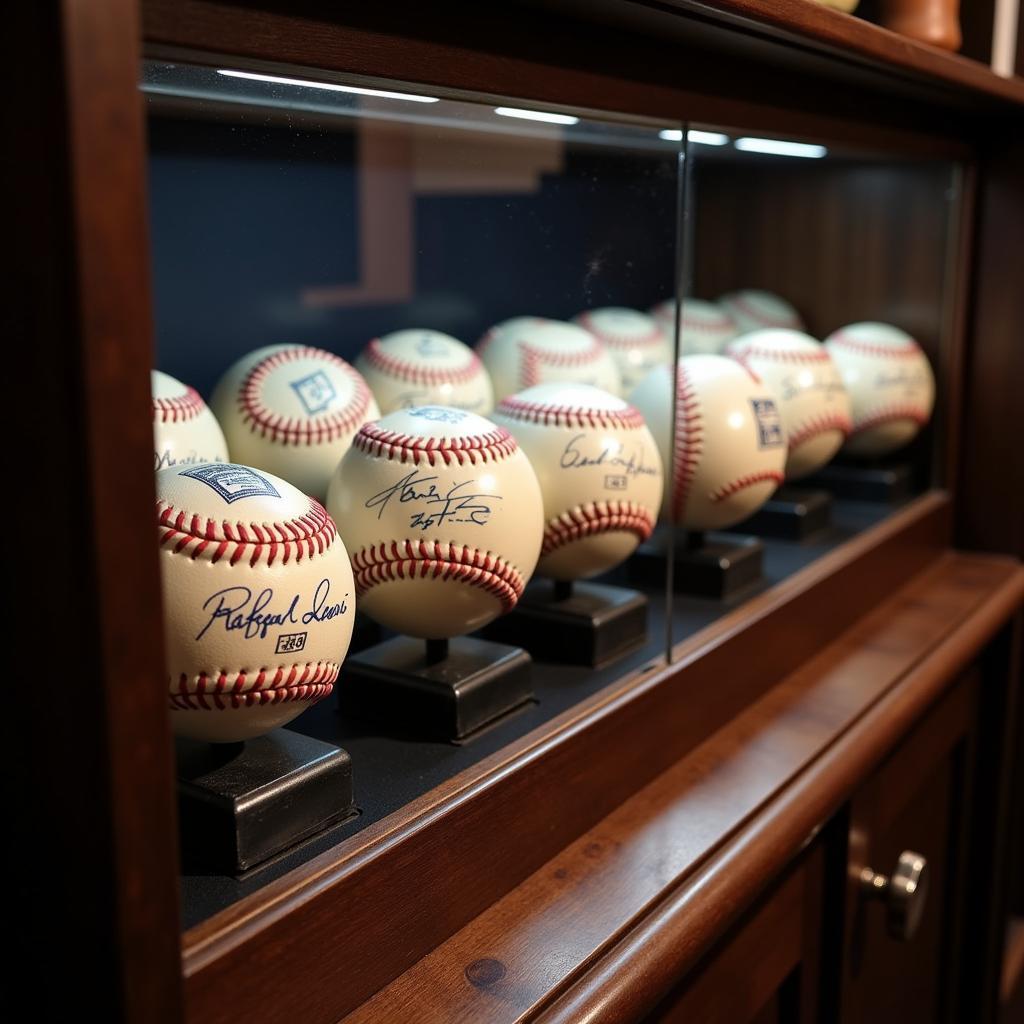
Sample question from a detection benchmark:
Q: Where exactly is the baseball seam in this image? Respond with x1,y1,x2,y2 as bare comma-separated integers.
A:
541,501,655,557
496,397,645,430
727,295,798,329
672,363,703,523
728,345,832,364
169,661,339,710
353,422,517,466
787,410,853,451
828,331,922,359
157,497,338,567
576,312,666,350
476,318,546,359
849,404,930,435
362,337,484,386
352,540,525,612
238,347,374,445
519,338,605,389
709,470,785,504
153,386,206,424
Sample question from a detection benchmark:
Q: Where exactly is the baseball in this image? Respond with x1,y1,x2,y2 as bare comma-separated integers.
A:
210,344,379,500
726,330,852,480
572,308,672,392
824,322,935,458
157,462,355,743
355,329,494,416
477,318,622,402
629,355,787,531
152,369,228,472
492,383,663,581
650,298,740,355
718,290,804,335
326,406,544,639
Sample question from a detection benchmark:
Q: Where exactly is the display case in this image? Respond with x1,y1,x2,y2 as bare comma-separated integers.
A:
20,2,1023,1022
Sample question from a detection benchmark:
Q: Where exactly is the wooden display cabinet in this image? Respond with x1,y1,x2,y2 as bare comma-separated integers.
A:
17,2,1023,1022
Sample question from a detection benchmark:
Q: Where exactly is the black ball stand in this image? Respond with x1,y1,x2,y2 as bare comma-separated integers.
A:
735,484,834,541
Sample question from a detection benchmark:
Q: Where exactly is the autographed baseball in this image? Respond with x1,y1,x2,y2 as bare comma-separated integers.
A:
157,462,355,743
355,329,494,416
210,344,379,500
824,323,935,458
326,406,544,638
726,330,852,480
650,299,740,355
152,370,228,472
492,384,663,581
572,308,672,392
718,290,804,335
629,355,787,530
477,318,622,402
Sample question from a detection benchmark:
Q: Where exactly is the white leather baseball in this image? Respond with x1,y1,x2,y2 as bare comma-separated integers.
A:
572,308,672,392
210,344,379,500
824,323,935,458
477,318,622,402
726,330,852,480
152,370,228,472
157,462,355,743
355,329,494,416
629,355,787,531
650,298,740,355
492,383,663,581
718,290,804,335
326,406,543,639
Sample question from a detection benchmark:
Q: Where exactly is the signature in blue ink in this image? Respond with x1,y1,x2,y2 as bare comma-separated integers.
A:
196,579,348,642
559,434,658,478
365,471,499,531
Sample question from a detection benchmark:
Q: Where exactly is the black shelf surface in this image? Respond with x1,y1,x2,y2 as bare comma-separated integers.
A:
180,496,902,929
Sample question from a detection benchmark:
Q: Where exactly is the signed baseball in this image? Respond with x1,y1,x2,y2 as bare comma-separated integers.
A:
629,355,787,530
477,318,622,402
572,308,672,392
157,462,355,743
824,322,935,458
726,330,852,480
718,290,804,336
210,344,379,500
326,406,544,638
355,329,494,416
650,298,740,355
492,384,663,581
152,370,228,472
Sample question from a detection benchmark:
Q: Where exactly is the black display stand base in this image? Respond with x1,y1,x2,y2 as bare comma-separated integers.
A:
808,461,912,503
482,579,648,668
736,486,833,541
630,528,764,600
176,731,355,874
340,636,533,741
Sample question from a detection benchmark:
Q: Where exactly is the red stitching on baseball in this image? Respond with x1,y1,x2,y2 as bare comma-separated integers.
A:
362,337,484,387
849,404,929,435
728,344,832,364
157,497,338,567
496,396,645,430
518,337,605,389
829,331,922,360
476,318,546,359
351,540,525,612
153,386,206,424
239,347,374,445
169,661,339,710
787,411,853,451
353,422,518,466
541,501,654,556
727,295,798,329
680,310,735,333
576,312,666,350
709,470,784,503
672,363,703,522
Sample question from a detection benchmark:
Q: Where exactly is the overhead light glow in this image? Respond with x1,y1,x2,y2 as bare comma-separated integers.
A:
494,106,579,125
659,129,683,142
734,137,827,158
689,130,729,146
216,69,440,103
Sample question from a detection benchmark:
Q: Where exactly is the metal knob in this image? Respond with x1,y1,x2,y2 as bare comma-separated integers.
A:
859,850,929,941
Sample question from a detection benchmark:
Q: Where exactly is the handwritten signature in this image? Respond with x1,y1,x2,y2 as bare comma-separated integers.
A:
559,435,658,478
196,578,348,642
155,449,220,472
365,471,499,531
778,373,846,403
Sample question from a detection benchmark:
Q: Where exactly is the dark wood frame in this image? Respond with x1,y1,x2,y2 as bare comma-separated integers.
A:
21,1,1023,1022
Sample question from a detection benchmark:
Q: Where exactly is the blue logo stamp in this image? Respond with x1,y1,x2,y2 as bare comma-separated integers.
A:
415,332,447,357
409,406,466,424
181,464,281,504
750,398,784,448
290,371,337,415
